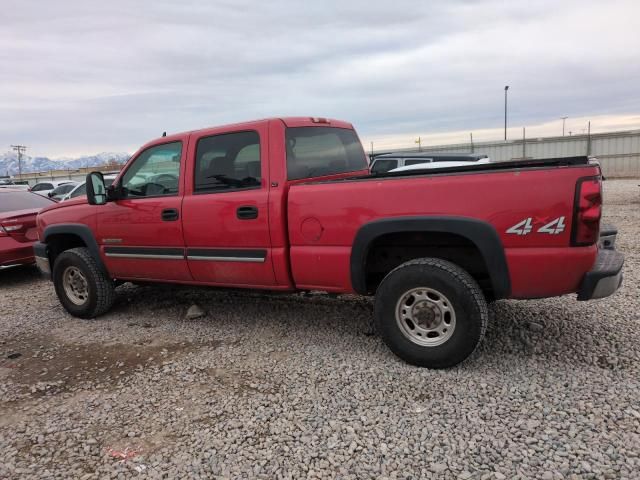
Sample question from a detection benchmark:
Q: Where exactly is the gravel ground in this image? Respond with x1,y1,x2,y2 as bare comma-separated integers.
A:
1,178,638,480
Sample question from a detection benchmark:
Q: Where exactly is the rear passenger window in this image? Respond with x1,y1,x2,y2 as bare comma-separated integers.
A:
405,159,433,166
371,159,398,174
194,131,261,193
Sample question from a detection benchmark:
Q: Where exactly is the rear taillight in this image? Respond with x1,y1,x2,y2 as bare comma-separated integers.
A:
571,176,602,246
0,221,26,237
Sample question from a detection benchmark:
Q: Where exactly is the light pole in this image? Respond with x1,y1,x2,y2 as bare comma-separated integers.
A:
561,116,568,136
504,85,509,141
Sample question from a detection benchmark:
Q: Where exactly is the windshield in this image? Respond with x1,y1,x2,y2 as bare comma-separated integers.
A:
285,127,367,180
0,191,54,213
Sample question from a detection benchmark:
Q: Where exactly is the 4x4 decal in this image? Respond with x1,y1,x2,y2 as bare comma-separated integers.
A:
506,216,566,235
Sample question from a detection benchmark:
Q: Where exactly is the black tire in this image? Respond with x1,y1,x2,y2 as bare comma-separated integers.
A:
374,258,488,368
52,247,115,319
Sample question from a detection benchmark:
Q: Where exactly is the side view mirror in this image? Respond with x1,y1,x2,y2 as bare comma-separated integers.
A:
86,172,107,205
106,182,127,201
48,192,54,198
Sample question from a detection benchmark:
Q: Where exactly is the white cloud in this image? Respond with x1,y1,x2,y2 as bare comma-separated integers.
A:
1,0,639,156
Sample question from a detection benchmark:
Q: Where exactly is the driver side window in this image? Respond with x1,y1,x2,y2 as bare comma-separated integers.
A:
121,142,182,198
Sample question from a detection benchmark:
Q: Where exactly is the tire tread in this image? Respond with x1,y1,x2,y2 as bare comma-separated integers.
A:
55,247,114,318
375,257,488,367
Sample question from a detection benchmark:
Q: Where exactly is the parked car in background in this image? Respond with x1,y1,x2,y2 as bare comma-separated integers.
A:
62,175,117,201
30,180,76,197
1,189,54,269
370,153,490,174
0,179,30,191
47,181,79,201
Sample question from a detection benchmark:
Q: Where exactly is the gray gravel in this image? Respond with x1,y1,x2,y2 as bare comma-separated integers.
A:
1,178,639,479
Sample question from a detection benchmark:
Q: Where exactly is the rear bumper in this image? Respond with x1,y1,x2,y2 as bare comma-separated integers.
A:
33,241,51,275
577,243,624,301
598,224,617,250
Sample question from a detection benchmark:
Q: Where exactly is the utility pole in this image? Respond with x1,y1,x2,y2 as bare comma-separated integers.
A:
10,145,27,181
470,132,474,153
587,121,591,156
504,85,509,141
415,136,422,152
370,141,374,156
522,127,526,160
561,116,568,136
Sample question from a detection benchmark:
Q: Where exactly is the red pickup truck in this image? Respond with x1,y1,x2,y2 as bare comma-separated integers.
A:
33,117,624,368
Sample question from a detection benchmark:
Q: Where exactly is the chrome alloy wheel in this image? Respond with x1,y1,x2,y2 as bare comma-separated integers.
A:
62,266,89,306
395,287,456,346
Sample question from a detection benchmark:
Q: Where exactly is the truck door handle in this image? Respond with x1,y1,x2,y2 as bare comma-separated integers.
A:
161,208,179,221
237,205,258,220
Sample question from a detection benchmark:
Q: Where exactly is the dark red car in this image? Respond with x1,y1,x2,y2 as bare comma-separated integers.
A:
0,189,54,269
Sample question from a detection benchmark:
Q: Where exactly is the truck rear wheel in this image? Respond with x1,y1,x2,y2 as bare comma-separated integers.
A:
374,258,488,368
53,247,115,319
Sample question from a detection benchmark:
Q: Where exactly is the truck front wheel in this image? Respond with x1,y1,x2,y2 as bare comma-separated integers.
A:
374,258,488,368
53,247,115,319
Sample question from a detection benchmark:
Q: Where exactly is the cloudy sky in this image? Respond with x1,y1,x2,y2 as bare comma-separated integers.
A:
2,0,639,157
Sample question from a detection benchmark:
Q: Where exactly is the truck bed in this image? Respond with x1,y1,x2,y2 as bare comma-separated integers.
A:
308,156,594,184
287,156,601,298
375,155,593,178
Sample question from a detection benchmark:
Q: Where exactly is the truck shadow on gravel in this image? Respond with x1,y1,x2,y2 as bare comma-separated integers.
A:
106,283,631,371
110,283,375,332
0,265,43,287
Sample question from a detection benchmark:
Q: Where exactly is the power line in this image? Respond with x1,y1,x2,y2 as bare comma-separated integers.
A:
10,145,27,180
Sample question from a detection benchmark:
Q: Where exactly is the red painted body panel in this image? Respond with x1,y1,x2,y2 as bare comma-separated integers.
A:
505,246,596,298
35,117,602,301
287,164,601,294
97,196,191,281
181,121,276,285
0,236,36,267
0,192,54,266
96,132,191,281
38,201,97,234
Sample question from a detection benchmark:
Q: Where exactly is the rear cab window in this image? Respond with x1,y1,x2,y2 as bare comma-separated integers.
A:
285,127,367,180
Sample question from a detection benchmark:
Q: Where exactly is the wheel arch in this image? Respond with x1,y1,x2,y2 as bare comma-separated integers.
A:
350,216,511,299
43,224,107,275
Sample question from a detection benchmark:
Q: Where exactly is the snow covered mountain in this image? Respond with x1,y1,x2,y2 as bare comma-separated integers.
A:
0,152,130,176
